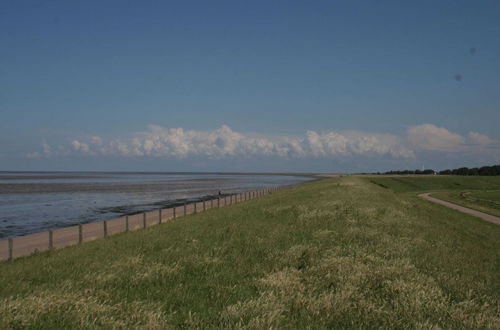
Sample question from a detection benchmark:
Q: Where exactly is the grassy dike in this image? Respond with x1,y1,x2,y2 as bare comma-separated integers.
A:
1,177,499,329
432,191,500,217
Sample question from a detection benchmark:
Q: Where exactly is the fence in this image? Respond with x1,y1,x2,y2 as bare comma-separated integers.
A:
0,186,284,261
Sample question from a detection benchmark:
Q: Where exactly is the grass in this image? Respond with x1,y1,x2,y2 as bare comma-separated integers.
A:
432,190,500,217
369,175,500,193
369,175,500,217
1,176,499,329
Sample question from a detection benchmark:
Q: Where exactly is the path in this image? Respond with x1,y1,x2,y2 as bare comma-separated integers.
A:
418,193,500,225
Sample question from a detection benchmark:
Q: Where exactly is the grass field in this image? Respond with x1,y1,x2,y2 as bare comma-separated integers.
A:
432,190,500,217
369,175,500,217
368,175,500,193
1,176,499,329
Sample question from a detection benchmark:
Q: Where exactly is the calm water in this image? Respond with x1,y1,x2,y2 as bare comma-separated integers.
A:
0,172,313,239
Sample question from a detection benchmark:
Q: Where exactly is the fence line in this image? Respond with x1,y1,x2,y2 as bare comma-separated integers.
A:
0,185,288,261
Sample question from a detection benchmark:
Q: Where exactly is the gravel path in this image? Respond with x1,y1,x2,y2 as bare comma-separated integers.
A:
418,193,500,225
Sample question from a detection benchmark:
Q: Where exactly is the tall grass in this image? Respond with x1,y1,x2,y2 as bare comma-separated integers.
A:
0,177,499,329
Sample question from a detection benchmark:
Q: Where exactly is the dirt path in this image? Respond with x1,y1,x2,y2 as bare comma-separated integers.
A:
418,193,500,225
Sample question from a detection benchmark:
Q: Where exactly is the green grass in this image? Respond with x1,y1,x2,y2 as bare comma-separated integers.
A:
370,175,500,217
369,175,500,193
1,177,499,329
432,190,500,217
469,191,500,202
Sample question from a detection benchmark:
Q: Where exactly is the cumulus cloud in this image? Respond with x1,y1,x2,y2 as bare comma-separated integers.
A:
26,124,498,162
407,124,465,152
71,140,90,153
25,139,52,158
34,125,415,160
406,124,499,154
466,132,497,146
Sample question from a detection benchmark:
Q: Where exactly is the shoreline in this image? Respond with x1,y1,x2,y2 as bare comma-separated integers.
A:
0,184,290,261
0,173,316,239
0,177,317,241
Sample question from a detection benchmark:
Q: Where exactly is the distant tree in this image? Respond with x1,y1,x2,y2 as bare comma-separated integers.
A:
478,166,493,176
469,167,479,176
453,167,469,175
385,165,498,176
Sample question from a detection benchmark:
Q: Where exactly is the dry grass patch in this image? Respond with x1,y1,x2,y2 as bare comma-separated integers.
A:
0,289,168,329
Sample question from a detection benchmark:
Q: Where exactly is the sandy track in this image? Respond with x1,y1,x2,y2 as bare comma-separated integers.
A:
418,193,500,225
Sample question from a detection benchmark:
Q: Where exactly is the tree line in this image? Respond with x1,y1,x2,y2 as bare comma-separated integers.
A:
437,165,500,176
379,165,500,176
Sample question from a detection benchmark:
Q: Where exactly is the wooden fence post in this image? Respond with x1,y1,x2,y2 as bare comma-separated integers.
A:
211,199,213,208
8,238,13,261
159,209,162,224
49,230,53,250
143,213,146,228
103,221,108,237
194,202,197,213
78,224,83,244
217,197,220,208
125,215,129,232
173,206,176,219
203,200,206,211
184,203,187,215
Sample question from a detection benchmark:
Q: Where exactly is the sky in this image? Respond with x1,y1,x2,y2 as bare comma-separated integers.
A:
1,0,499,172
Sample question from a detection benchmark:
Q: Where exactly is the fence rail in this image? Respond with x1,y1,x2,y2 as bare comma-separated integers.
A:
0,186,285,261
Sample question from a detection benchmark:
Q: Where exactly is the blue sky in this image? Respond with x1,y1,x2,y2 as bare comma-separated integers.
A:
1,0,499,172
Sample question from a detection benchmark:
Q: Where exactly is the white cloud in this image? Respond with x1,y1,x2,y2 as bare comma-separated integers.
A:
407,124,465,152
466,132,497,146
25,140,52,158
30,125,414,160
71,140,90,153
90,136,103,146
41,139,51,155
26,124,498,162
406,124,499,154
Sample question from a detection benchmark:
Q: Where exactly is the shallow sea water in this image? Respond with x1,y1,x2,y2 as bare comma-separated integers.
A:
0,172,313,239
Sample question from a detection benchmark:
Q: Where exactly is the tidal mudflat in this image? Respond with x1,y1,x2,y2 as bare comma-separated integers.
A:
0,172,313,239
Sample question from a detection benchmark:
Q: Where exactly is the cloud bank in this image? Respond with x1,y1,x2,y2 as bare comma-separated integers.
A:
407,124,500,154
27,124,499,164
45,125,415,160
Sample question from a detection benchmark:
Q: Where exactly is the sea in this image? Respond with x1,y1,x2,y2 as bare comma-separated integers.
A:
0,172,314,239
